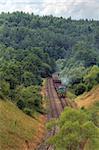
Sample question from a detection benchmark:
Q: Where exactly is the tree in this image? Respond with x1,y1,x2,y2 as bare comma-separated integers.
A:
0,12,99,118
0,80,10,96
84,65,99,90
88,102,99,127
47,108,99,150
17,99,25,110
15,85,42,114
95,28,99,49
75,83,87,95
22,71,36,86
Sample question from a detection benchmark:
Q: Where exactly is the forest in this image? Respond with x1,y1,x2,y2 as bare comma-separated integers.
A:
0,12,99,115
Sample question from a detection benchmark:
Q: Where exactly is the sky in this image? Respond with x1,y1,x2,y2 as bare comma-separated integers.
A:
0,0,99,20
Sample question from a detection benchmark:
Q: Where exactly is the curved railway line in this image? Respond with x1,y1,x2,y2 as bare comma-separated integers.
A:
37,77,76,150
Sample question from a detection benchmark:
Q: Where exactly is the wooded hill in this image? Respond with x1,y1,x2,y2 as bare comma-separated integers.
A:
0,12,99,150
0,12,99,114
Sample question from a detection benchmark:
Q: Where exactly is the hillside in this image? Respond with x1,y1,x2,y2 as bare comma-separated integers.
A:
0,100,46,150
75,85,99,108
0,12,99,118
0,12,99,149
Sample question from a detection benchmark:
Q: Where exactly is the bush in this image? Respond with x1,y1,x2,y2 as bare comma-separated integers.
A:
0,92,5,100
96,73,99,83
17,99,25,110
81,106,85,110
0,80,10,97
86,83,93,91
75,83,87,96
84,65,99,90
15,85,43,115
47,108,99,150
66,91,76,100
23,108,32,116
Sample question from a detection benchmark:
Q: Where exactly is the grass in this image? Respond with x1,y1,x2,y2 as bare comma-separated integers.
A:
66,90,76,100
74,85,99,149
0,99,46,150
84,138,99,150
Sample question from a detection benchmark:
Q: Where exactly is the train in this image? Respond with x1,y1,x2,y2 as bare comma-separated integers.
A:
52,73,66,98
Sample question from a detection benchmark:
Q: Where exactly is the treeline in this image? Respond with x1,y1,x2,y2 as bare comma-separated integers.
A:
0,12,99,115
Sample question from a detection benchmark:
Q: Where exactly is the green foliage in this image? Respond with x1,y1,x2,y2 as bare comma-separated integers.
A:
95,28,99,49
66,91,76,100
59,64,99,95
23,108,33,117
17,99,25,110
84,65,99,90
15,85,42,114
88,102,99,127
47,108,99,150
0,80,10,97
0,28,55,115
73,42,98,67
75,83,87,96
0,12,99,116
0,92,5,100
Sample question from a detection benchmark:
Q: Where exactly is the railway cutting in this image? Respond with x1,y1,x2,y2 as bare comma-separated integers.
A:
38,73,68,150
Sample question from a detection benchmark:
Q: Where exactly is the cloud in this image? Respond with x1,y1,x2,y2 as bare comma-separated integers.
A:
0,0,99,20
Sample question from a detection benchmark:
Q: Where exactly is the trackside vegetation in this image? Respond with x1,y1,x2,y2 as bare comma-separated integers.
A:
47,108,99,150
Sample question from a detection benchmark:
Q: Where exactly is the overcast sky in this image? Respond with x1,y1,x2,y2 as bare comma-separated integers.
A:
0,0,99,20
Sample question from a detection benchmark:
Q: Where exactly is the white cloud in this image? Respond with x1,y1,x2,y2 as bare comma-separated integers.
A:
0,0,99,20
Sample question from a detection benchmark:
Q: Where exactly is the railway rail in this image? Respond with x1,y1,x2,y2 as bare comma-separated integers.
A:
37,77,75,150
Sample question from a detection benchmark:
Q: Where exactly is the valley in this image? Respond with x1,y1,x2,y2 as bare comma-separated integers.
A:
0,12,99,150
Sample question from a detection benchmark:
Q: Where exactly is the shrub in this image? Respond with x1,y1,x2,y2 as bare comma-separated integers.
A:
23,108,32,116
47,108,99,150
0,80,10,97
17,99,25,110
84,65,99,90
81,106,85,110
0,92,5,100
96,73,99,83
75,83,87,96
86,83,93,91
66,91,76,100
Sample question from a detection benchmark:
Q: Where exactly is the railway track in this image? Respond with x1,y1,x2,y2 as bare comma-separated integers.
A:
60,98,67,109
47,78,60,118
38,78,62,150
46,78,67,150
49,78,63,116
37,78,71,150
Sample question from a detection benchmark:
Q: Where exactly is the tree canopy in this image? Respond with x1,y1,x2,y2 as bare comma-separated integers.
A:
47,108,99,150
0,12,99,115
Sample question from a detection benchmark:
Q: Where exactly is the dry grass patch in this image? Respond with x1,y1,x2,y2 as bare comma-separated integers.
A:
0,100,46,150
75,85,99,108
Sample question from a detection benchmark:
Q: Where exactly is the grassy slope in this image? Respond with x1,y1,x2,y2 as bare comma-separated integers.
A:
75,85,99,108
0,100,46,150
75,85,99,150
